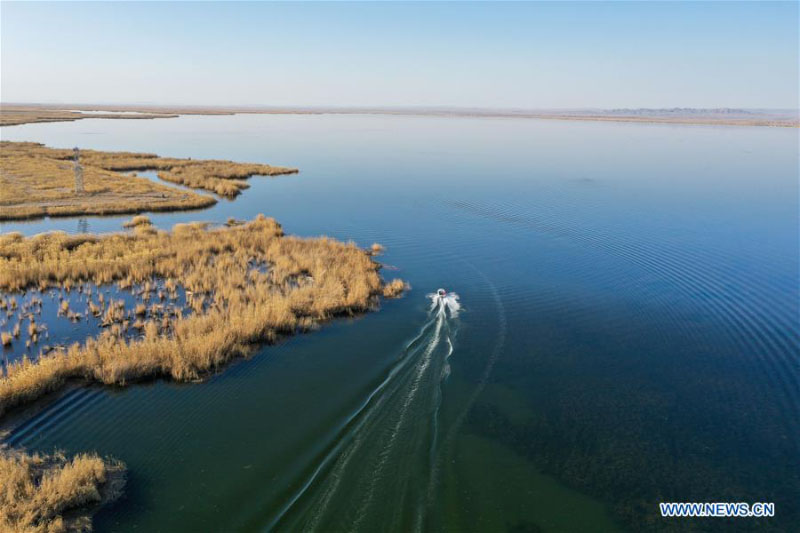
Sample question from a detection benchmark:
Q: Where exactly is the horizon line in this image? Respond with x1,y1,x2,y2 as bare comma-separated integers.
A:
3,102,798,113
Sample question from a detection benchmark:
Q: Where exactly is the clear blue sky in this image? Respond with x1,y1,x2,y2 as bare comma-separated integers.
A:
1,1,797,108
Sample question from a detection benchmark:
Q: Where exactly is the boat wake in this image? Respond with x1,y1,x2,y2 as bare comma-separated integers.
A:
269,290,461,531
428,289,461,319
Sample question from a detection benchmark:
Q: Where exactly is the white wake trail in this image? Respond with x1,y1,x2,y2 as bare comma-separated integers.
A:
307,315,444,529
268,318,440,531
418,272,505,533
273,291,462,531
353,291,461,529
352,309,445,528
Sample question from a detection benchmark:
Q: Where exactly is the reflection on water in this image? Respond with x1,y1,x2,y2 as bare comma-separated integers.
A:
1,114,798,531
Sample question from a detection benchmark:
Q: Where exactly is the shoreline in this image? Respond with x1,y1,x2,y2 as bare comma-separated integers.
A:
0,135,398,532
0,141,297,221
0,199,217,222
2,103,797,128
0,215,405,418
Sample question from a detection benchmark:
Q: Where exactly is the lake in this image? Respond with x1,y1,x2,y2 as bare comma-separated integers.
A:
1,114,798,531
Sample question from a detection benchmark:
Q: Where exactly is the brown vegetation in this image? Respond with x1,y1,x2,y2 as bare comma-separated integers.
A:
0,445,124,532
0,215,404,417
75,144,298,197
0,141,298,220
0,142,215,220
382,279,407,298
0,132,390,532
0,105,177,127
121,215,151,228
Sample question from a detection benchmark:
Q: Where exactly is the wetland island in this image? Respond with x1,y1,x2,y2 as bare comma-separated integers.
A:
0,139,404,531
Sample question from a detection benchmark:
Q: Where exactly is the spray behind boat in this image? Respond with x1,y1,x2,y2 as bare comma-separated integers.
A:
429,288,461,317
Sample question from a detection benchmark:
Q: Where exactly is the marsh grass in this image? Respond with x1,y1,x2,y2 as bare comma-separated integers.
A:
121,215,151,228
382,279,407,297
0,142,297,220
0,215,404,417
0,142,215,221
0,444,125,532
74,144,298,197
0,105,177,127
0,108,88,127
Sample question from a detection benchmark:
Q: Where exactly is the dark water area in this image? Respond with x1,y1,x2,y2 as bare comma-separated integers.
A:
1,115,798,531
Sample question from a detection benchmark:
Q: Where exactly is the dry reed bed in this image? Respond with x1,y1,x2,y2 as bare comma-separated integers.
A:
1,104,238,127
0,215,405,417
0,142,297,221
0,445,124,532
0,106,177,127
0,142,215,220
73,144,298,197
0,276,196,356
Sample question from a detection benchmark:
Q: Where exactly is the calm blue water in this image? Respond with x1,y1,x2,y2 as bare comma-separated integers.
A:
1,114,798,531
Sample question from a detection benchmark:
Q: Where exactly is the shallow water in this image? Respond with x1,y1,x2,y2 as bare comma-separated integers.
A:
1,115,798,531
0,281,194,367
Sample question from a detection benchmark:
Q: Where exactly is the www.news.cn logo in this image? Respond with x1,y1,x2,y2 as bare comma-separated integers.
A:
660,502,775,518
